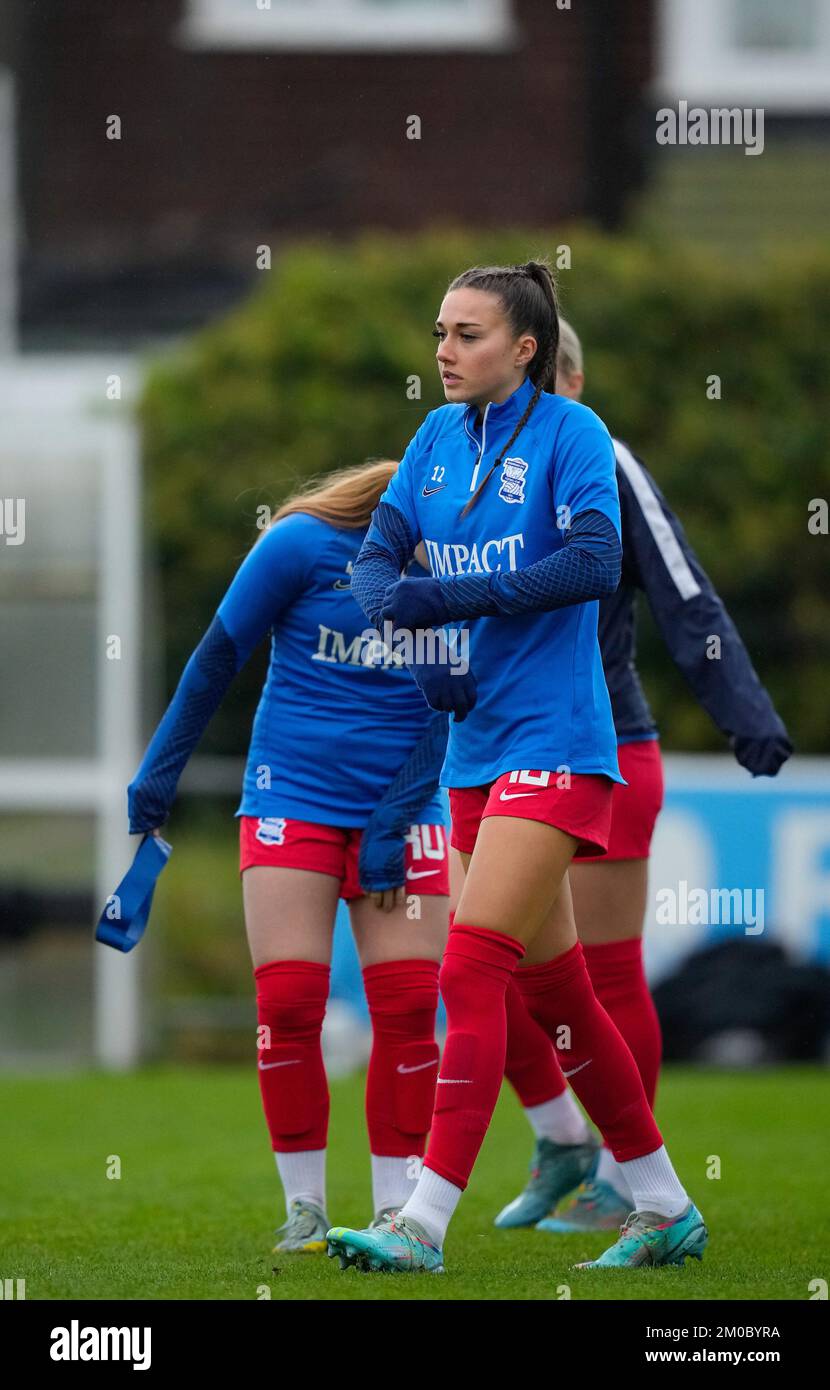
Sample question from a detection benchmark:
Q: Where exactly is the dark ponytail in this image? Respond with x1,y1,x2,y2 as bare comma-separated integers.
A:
452,259,559,518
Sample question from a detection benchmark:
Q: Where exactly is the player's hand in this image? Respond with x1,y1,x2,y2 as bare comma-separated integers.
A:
369,886,407,913
731,733,793,777
381,577,449,632
128,778,170,836
359,821,408,909
411,658,478,723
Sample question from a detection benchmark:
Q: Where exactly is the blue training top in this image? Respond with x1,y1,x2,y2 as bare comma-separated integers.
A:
127,512,444,833
351,376,625,789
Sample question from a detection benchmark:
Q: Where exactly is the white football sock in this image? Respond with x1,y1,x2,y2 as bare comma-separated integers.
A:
371,1154,421,1216
399,1166,463,1246
620,1145,689,1219
525,1091,591,1145
275,1149,327,1215
595,1145,634,1203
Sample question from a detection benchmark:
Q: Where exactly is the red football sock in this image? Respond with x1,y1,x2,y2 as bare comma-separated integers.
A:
583,937,662,1110
504,974,567,1106
253,959,330,1153
514,942,662,1162
424,923,525,1190
363,959,440,1158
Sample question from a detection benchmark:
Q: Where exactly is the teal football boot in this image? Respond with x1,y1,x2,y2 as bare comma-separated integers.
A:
326,1215,445,1273
272,1199,329,1253
494,1135,600,1229
368,1205,401,1230
574,1202,709,1268
536,1174,630,1232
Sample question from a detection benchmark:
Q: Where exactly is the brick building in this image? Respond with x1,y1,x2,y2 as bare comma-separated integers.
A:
0,0,654,344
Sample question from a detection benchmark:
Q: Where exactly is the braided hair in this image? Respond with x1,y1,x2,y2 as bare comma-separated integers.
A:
450,260,560,518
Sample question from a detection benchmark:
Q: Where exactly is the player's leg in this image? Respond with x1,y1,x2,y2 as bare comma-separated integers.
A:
241,817,343,1251
539,740,664,1231
537,856,653,1228
451,844,578,1148
575,741,663,1105
348,832,448,1224
574,745,663,1110
449,843,597,1228
498,845,704,1269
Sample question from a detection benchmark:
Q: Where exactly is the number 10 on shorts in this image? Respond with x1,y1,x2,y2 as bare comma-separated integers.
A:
405,824,445,860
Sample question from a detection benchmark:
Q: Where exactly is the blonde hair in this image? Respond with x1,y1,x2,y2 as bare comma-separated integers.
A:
270,458,398,531
557,317,583,377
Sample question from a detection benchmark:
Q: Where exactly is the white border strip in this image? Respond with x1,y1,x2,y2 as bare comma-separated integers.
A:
614,438,701,600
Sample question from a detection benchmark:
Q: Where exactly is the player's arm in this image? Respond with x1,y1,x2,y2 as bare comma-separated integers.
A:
382,409,621,626
352,423,478,722
127,516,313,833
350,427,426,628
616,442,792,776
351,499,418,628
358,710,449,901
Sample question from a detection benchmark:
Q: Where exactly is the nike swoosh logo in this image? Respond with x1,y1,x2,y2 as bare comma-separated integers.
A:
396,1059,439,1075
562,1058,593,1078
499,790,538,801
437,1077,473,1085
258,1059,302,1071
406,868,440,879
421,485,447,497
332,579,351,589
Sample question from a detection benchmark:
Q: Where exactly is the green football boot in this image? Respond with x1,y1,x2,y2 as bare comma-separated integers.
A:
273,1199,329,1254
326,1215,445,1273
494,1135,600,1228
574,1202,709,1268
536,1174,630,1232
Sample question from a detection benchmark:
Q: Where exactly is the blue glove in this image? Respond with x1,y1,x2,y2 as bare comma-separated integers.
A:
380,578,475,720
409,640,477,722
731,733,793,777
128,780,169,836
380,576,450,631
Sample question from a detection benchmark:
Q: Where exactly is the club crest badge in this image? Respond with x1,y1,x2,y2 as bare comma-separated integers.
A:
256,817,287,846
499,457,528,504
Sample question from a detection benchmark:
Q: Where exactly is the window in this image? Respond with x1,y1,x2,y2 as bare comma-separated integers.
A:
656,0,830,109
730,0,818,51
180,0,517,51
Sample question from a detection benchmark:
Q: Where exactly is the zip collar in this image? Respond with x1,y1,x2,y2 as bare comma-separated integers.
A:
462,376,536,493
462,375,536,439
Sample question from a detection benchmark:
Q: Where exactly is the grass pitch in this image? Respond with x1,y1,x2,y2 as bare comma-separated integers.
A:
1,1064,825,1301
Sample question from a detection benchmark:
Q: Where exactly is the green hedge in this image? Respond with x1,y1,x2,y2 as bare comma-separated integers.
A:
140,228,830,754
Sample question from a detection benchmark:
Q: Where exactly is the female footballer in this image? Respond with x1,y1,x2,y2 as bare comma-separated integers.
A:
328,260,708,1274
494,320,793,1234
126,461,461,1253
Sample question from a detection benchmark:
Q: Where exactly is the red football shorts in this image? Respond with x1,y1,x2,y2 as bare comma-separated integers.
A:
578,738,664,862
449,768,615,858
239,817,450,899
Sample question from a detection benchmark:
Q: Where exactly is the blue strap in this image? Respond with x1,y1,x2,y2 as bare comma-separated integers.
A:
95,834,172,953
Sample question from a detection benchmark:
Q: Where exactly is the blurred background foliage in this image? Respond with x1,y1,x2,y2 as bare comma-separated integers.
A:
140,227,830,757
